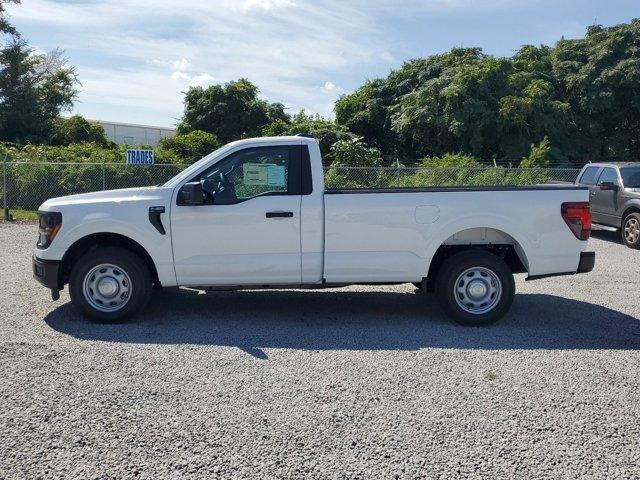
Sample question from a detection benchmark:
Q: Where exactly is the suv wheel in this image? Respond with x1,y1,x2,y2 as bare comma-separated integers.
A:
622,212,640,249
69,247,152,322
435,250,515,326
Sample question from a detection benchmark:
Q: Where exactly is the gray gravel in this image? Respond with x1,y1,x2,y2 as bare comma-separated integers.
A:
1,222,639,479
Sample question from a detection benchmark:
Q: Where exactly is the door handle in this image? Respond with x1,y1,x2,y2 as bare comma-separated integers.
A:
266,211,293,218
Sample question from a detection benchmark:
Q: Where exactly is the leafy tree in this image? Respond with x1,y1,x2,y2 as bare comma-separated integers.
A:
0,40,78,143
329,137,381,167
334,20,640,165
157,130,221,164
49,115,113,147
262,110,352,159
554,19,640,162
0,0,19,37
520,136,551,168
177,78,289,144
335,79,392,152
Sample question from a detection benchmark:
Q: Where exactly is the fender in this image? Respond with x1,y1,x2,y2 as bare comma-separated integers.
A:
36,190,177,287
422,213,533,276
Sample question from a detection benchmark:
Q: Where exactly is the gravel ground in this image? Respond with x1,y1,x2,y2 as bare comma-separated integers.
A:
0,222,639,479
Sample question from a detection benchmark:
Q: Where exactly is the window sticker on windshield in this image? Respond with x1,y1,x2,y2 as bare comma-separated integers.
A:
243,163,269,185
267,165,286,187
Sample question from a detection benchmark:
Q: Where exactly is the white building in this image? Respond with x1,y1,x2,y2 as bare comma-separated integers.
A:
92,119,176,147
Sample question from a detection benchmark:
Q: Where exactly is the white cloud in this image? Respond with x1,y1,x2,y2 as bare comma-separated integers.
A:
189,73,215,87
170,71,190,80
241,0,295,11
323,81,337,92
171,71,215,87
172,58,190,70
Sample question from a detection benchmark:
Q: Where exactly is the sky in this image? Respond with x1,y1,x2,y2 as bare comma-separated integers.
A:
6,0,640,128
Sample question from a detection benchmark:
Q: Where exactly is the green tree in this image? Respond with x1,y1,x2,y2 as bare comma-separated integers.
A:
157,130,221,164
177,78,289,144
333,20,640,165
262,110,352,159
0,0,20,37
49,115,112,147
0,40,78,143
554,19,640,162
520,136,551,168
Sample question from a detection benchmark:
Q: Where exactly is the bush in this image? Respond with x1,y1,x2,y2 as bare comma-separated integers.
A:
520,137,551,168
157,130,220,164
49,116,114,148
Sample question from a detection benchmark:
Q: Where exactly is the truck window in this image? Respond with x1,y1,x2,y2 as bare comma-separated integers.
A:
620,167,640,188
578,166,600,185
596,168,618,185
197,147,291,204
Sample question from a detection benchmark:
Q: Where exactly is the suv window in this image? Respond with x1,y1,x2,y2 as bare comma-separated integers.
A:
620,167,640,188
194,147,291,205
596,167,618,186
579,166,600,185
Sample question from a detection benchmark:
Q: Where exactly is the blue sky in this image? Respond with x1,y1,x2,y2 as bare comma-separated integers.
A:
7,0,640,127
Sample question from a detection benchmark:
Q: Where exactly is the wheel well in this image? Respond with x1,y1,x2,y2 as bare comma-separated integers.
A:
425,244,526,292
60,233,160,286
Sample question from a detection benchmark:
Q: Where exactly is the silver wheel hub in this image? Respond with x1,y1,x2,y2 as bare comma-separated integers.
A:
454,267,502,315
83,264,132,313
624,218,639,244
467,279,488,299
97,277,119,297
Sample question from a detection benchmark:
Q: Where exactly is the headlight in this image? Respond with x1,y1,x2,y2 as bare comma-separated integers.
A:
37,211,62,249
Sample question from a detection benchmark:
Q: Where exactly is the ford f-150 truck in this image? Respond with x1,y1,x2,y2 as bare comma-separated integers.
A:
33,136,595,326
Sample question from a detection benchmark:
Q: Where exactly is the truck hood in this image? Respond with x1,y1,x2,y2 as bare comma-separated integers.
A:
39,186,173,211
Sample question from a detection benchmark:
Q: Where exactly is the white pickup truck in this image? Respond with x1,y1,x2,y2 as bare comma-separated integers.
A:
33,136,595,326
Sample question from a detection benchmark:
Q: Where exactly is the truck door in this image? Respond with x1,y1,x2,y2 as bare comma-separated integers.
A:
592,167,620,226
170,145,304,286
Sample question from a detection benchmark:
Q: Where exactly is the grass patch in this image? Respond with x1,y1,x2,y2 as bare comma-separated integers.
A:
3,209,38,221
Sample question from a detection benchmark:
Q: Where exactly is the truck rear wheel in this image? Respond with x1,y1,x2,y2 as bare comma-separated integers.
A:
69,247,152,323
622,212,640,249
435,250,515,326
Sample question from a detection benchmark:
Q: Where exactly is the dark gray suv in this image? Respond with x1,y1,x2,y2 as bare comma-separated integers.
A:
576,162,640,248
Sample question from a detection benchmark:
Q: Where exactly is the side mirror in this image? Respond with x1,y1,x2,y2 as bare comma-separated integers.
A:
179,182,205,205
599,181,618,191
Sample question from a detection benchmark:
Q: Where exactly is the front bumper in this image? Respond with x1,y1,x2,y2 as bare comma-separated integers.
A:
32,255,62,290
526,251,595,281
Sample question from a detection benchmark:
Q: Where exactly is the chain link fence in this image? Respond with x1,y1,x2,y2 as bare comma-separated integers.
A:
323,165,581,189
1,160,183,213
1,158,582,217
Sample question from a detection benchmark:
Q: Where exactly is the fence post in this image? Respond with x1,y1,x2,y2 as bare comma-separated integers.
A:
3,154,9,221
102,161,106,190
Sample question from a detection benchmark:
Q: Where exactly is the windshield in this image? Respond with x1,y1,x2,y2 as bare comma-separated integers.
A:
621,167,640,188
162,143,234,188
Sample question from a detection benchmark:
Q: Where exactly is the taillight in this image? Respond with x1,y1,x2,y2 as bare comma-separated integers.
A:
561,202,591,240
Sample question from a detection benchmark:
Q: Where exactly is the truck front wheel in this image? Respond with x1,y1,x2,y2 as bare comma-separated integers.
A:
435,250,515,326
69,247,152,323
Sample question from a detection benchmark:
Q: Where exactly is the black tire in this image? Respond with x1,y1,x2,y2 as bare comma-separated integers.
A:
69,247,152,323
621,212,640,249
435,250,515,327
